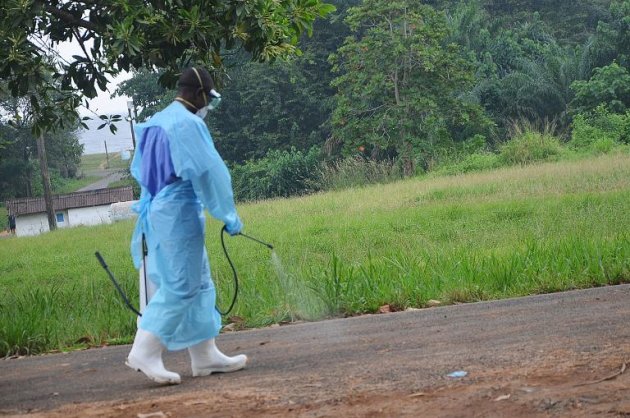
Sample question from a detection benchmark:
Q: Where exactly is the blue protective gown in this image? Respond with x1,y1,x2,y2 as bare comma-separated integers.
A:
130,101,242,351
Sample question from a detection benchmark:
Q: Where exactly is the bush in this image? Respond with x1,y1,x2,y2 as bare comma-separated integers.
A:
499,131,563,165
232,147,322,201
570,106,630,152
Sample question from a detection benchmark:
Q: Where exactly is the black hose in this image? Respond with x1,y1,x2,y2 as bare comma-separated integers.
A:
96,227,272,318
216,225,239,316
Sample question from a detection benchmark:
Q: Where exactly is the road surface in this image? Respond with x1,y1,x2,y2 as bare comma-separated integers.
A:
76,171,126,192
1,284,629,417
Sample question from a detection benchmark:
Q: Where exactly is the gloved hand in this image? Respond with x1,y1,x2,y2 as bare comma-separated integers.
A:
225,217,243,236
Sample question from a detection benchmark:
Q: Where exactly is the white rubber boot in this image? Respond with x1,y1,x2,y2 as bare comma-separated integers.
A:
188,339,247,377
126,328,181,384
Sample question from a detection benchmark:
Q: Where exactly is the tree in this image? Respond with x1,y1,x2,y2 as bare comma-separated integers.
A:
0,99,82,201
1,0,334,229
1,0,336,135
114,0,355,164
570,62,630,115
330,0,486,175
581,0,630,69
451,8,593,136
113,69,174,122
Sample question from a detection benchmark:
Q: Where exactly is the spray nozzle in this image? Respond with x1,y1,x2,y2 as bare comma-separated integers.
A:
237,232,274,250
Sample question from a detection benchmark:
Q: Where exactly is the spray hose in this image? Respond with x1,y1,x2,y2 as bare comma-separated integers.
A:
95,227,274,317
217,226,274,315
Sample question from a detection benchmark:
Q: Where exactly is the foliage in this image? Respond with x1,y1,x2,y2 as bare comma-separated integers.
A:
570,106,630,151
480,0,611,45
213,57,333,163
113,69,174,121
0,0,335,135
101,0,628,173
330,0,490,175
210,2,355,163
111,1,356,163
457,8,591,134
231,147,322,201
0,119,83,201
583,0,630,69
499,125,564,165
570,62,630,115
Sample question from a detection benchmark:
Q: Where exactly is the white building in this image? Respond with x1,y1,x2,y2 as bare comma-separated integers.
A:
6,186,134,237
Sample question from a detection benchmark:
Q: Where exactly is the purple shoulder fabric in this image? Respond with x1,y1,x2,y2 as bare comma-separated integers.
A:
139,126,179,196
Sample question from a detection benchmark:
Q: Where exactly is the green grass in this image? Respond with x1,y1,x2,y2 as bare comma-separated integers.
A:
1,153,629,356
80,152,130,175
53,176,101,194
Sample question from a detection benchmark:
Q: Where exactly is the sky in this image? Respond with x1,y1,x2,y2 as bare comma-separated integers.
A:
57,41,136,154
57,41,132,116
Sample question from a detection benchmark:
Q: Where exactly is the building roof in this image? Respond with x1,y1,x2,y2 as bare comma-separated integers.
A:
5,186,134,216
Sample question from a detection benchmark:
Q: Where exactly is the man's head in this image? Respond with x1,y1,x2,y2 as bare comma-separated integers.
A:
177,67,216,112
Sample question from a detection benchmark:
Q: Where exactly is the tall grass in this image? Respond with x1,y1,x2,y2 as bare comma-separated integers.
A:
1,153,629,356
315,157,403,190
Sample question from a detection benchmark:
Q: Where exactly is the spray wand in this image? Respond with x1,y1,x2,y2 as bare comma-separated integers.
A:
238,231,274,250
95,251,143,317
96,227,274,317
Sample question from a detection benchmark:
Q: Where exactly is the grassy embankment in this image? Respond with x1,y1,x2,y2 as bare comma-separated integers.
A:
36,152,127,196
64,151,131,194
0,153,628,356
80,152,130,173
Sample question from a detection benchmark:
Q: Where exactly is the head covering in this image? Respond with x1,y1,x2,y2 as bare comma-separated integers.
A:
177,67,214,93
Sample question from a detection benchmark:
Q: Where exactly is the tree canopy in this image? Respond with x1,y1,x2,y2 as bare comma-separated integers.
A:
0,0,335,135
329,0,490,174
0,96,82,200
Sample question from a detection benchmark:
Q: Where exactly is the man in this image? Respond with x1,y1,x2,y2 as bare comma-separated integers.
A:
127,67,246,385
8,214,16,235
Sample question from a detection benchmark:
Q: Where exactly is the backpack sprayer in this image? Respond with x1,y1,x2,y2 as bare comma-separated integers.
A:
95,226,273,317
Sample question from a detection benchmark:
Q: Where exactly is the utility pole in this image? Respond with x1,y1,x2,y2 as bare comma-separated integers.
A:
127,99,137,150
104,140,109,168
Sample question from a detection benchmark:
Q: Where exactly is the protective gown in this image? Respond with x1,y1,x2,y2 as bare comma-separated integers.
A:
130,101,242,351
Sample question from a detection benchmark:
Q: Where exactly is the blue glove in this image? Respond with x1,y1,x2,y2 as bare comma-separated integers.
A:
225,217,243,236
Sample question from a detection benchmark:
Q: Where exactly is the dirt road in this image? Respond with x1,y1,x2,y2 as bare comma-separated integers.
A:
76,171,126,192
1,285,629,417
